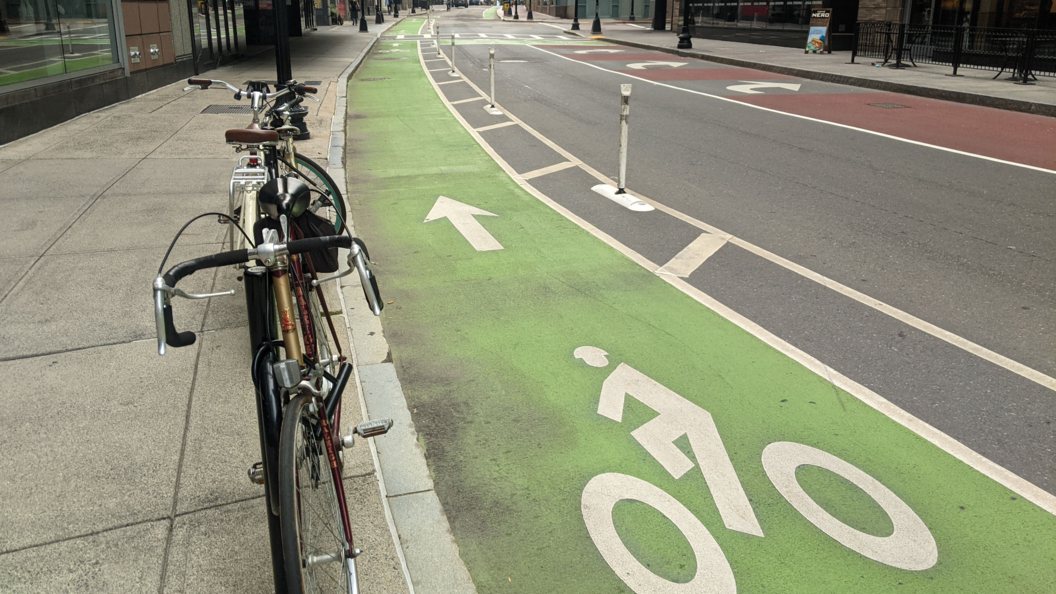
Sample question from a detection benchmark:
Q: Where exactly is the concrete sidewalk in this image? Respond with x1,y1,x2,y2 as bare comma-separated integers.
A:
0,17,430,594
495,14,1055,116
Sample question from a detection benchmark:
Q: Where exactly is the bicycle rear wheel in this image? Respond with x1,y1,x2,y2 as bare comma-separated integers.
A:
285,154,348,235
279,394,357,594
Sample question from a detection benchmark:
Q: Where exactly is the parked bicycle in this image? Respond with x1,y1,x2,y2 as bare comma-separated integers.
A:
155,79,388,594
184,78,347,253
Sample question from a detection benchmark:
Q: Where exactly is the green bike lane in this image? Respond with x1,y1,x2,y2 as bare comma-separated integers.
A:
345,38,1056,593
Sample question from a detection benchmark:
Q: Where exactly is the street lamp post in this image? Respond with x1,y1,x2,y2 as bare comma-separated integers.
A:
590,0,600,33
628,0,634,21
376,0,384,23
412,0,416,13
676,0,691,49
527,0,533,19
514,0,519,18
571,0,580,29
394,0,399,17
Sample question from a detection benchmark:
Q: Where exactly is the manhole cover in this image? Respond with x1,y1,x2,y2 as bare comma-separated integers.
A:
361,77,391,82
201,105,255,114
869,103,908,109
375,57,406,61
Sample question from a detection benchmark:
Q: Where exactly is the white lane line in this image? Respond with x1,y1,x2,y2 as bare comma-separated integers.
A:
530,35,543,39
427,67,450,71
417,41,1056,515
516,45,1056,389
475,121,518,131
423,58,447,62
396,34,405,39
520,160,579,180
657,233,730,277
479,33,488,37
450,96,487,104
528,45,1056,176
436,79,467,85
504,34,515,38
637,195,1056,391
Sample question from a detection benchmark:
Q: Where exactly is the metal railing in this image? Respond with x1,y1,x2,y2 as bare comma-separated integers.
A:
852,21,1056,82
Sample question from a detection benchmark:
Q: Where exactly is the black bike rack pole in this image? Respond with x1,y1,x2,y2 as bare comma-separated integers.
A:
1016,29,1037,85
949,25,963,76
850,21,859,64
893,22,905,68
273,0,293,84
245,268,288,594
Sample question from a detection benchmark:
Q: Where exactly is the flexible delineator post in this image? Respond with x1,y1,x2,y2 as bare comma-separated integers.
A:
616,84,631,194
450,35,456,74
489,47,496,107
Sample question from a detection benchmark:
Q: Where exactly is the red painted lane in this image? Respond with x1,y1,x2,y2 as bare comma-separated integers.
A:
535,45,625,51
565,52,693,62
615,67,797,81
734,92,1056,170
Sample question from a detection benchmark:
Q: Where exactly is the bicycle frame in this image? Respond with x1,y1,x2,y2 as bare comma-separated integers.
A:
246,229,353,592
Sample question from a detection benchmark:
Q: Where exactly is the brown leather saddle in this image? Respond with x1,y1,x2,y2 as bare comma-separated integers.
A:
225,123,279,144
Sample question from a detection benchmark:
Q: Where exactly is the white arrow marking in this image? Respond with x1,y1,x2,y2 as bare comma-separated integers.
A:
424,196,503,251
574,49,625,54
725,81,802,94
625,61,687,70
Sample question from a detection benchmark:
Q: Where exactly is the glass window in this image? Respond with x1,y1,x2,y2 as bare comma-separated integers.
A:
0,0,120,88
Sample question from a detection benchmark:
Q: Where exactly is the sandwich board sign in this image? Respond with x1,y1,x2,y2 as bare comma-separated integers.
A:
805,8,832,53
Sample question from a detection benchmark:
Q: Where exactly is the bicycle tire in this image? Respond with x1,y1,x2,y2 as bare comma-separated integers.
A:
279,393,356,594
288,154,348,235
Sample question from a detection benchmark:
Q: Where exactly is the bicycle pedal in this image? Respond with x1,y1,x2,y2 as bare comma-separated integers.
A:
247,462,265,485
354,418,393,438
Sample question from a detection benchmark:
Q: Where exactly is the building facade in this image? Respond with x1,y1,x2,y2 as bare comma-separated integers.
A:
0,0,329,144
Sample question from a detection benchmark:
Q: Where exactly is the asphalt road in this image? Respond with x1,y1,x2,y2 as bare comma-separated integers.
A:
422,8,1056,495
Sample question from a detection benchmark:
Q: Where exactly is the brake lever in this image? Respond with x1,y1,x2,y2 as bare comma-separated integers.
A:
153,278,169,355
170,287,236,300
304,93,320,102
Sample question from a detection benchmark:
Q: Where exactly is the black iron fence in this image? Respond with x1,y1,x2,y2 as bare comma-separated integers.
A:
852,21,1056,82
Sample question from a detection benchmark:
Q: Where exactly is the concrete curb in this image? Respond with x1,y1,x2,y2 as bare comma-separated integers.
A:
563,29,1056,118
332,20,480,594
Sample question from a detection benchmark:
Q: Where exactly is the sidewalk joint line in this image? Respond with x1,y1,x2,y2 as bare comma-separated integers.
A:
0,337,160,363
172,493,266,519
387,488,436,499
0,516,171,557
157,265,217,593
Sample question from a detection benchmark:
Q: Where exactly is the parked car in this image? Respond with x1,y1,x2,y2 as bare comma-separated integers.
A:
452,0,468,6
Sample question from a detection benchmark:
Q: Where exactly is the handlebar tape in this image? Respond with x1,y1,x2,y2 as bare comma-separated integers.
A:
301,86,318,94
286,235,353,256
187,78,211,87
163,304,196,348
159,236,350,349
163,248,251,286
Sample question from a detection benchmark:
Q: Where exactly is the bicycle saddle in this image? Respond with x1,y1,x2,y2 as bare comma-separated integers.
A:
226,123,279,144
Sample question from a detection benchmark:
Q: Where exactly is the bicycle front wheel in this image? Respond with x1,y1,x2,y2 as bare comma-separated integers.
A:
279,394,356,594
